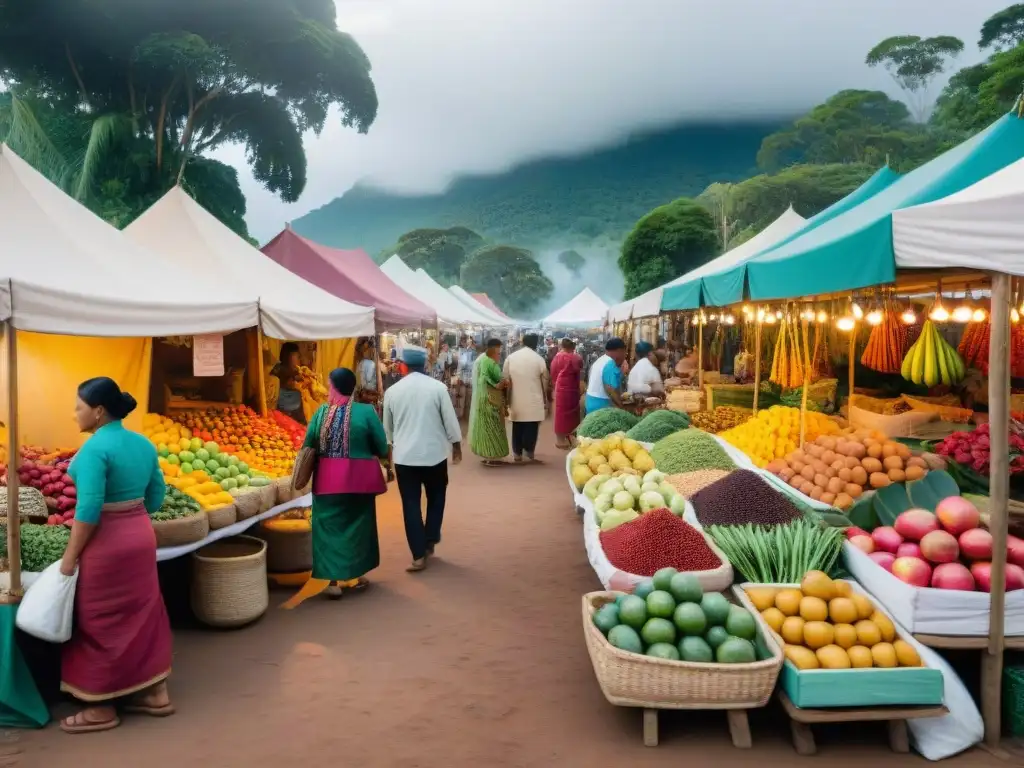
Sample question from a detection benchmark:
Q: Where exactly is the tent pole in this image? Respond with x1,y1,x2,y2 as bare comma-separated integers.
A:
752,315,762,415
847,324,856,413
799,315,811,448
696,313,704,400
255,325,268,418
983,271,1010,747
5,322,21,599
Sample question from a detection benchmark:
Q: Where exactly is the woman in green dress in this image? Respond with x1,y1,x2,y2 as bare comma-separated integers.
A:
468,338,510,467
283,368,390,607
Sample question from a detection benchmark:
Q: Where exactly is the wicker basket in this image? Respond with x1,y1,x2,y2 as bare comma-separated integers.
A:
582,591,782,709
0,486,49,521
275,478,295,505
233,489,262,521
190,535,269,628
206,503,237,530
256,483,277,512
254,524,313,573
152,511,209,548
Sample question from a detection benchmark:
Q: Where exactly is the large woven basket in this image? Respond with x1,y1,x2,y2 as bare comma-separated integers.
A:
255,524,313,573
233,489,262,521
206,503,237,530
582,591,782,709
256,483,277,512
152,511,209,548
275,478,295,505
190,535,268,628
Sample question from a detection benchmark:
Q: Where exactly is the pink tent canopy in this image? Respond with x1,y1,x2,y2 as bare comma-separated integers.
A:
262,229,437,331
472,293,511,320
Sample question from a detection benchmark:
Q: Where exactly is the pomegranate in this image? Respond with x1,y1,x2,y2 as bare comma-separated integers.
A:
891,556,933,588
894,509,940,542
959,528,993,561
871,526,904,554
919,530,960,564
931,562,975,591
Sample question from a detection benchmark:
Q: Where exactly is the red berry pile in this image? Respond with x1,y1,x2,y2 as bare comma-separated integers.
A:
600,508,721,576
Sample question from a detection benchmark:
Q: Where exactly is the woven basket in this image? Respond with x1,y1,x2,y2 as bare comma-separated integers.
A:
152,511,209,548
0,486,49,520
256,483,277,512
254,524,313,573
206,504,237,530
190,535,269,628
582,591,782,709
233,489,262,521
275,478,295,505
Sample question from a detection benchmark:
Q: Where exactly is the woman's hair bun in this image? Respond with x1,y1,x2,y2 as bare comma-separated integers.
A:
77,376,137,420
119,392,138,417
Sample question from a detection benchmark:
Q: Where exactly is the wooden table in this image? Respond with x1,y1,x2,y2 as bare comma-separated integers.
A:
641,706,752,749
778,691,947,756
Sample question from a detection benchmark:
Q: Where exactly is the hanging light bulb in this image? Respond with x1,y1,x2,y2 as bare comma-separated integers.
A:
723,313,736,325
929,300,949,323
866,308,884,326
900,305,917,325
951,292,973,323
851,301,864,320
742,304,752,316
756,307,765,322
775,309,783,320
1013,308,1021,324
972,307,987,323
816,310,828,324
837,316,856,332
709,313,718,322
764,311,777,325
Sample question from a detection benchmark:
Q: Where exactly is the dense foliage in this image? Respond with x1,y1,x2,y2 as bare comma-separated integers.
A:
461,245,554,315
618,198,718,299
0,0,376,233
388,227,484,286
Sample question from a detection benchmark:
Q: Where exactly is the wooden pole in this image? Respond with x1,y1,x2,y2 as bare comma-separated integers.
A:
5,322,21,599
983,271,1010,747
847,325,856,413
255,325,268,417
697,314,704,397
752,316,762,415
799,316,811,448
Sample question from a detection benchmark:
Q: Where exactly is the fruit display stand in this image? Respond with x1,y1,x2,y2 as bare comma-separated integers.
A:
582,588,783,748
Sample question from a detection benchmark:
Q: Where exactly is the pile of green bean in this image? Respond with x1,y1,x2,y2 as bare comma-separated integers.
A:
706,518,844,583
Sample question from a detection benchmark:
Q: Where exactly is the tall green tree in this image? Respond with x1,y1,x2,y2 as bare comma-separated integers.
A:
931,44,1024,138
461,245,553,315
558,249,585,275
619,198,718,299
387,227,485,286
979,4,1024,50
756,90,938,173
866,35,964,121
0,0,377,206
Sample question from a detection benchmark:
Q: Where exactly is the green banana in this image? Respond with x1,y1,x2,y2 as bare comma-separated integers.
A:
923,323,938,387
936,331,951,385
911,328,925,385
901,336,918,380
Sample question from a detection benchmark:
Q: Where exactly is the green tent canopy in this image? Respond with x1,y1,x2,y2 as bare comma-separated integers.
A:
744,112,1024,302
688,165,900,309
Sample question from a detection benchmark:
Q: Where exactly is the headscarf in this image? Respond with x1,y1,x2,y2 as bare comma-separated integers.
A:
328,367,356,405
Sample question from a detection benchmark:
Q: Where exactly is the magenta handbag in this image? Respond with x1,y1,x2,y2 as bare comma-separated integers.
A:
311,403,387,496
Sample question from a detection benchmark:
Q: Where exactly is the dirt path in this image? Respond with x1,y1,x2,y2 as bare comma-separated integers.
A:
15,421,1005,767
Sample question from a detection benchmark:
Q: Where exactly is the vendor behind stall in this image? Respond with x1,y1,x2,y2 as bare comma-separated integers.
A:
356,337,379,405
584,338,626,414
674,344,699,382
271,342,306,424
627,341,664,397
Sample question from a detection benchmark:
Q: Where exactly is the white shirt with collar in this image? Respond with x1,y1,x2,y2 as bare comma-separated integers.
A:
627,357,662,395
382,372,463,466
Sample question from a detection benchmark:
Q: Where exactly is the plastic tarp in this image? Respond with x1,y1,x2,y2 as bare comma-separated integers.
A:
448,285,514,326
0,145,257,337
126,189,375,340
0,604,49,728
893,154,1024,275
542,287,610,327
667,166,899,310
380,256,492,325
472,292,512,320
260,229,435,330
741,113,1024,301
629,207,806,317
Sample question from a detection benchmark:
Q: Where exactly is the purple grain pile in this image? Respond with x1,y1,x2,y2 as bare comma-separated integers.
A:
691,469,802,527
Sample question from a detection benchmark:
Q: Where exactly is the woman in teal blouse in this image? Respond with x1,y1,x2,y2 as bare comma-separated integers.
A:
58,378,174,734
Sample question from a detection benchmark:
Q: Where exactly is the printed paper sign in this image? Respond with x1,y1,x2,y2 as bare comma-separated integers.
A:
193,334,225,377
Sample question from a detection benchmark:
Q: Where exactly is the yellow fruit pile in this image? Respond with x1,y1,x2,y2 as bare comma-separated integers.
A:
719,406,842,468
167,474,235,511
745,571,922,671
571,434,655,490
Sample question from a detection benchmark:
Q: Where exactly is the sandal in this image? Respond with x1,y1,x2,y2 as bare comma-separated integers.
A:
124,684,175,717
324,584,344,600
343,578,370,593
60,710,120,734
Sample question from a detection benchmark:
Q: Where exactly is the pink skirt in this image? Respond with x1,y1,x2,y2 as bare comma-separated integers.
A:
61,500,173,702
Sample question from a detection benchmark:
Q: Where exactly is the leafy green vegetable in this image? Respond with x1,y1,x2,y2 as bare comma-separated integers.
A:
577,408,639,439
150,485,202,522
0,523,72,572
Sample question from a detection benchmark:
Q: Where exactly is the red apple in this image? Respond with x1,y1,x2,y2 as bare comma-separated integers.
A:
959,528,994,561
894,509,940,542
920,530,960,564
892,556,933,588
935,496,980,537
871,526,904,554
931,562,975,591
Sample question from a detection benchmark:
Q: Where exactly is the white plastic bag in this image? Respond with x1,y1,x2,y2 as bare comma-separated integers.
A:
15,561,78,643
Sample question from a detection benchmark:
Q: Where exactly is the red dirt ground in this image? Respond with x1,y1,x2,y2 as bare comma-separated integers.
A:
9,421,1010,767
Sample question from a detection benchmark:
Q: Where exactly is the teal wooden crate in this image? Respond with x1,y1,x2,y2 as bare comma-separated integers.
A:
780,660,944,709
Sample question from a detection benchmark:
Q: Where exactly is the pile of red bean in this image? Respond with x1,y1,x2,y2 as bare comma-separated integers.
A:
600,508,722,576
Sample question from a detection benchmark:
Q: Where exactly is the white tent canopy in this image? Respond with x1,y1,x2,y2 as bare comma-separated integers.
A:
0,145,257,337
542,287,610,327
381,256,491,325
606,206,807,322
447,285,514,326
893,155,1024,275
126,187,375,340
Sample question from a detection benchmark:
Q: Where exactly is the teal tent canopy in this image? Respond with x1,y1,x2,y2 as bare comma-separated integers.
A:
744,113,1024,301
689,165,900,309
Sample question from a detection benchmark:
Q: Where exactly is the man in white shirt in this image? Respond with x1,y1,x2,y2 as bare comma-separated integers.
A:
627,341,665,396
502,333,549,463
383,345,463,572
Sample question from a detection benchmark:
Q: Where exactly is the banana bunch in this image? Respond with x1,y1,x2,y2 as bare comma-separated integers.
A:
901,320,965,387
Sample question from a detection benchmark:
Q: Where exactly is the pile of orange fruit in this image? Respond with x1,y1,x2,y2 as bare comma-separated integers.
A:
172,405,297,479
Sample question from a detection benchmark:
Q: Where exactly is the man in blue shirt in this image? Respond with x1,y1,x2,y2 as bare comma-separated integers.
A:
584,338,626,414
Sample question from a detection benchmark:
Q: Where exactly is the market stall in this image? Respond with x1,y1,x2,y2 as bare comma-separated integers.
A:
381,255,496,326
471,292,513,321
542,287,610,328
448,284,517,326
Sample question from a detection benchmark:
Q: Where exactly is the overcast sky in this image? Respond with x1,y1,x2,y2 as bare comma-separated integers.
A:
213,0,1009,242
